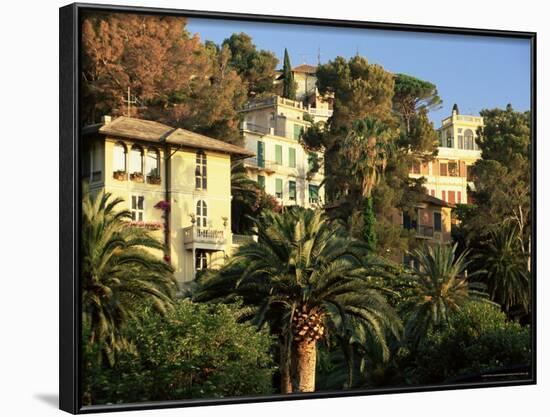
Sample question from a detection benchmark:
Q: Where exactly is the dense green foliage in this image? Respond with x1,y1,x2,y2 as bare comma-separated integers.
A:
82,189,177,365
83,300,275,405
408,302,531,384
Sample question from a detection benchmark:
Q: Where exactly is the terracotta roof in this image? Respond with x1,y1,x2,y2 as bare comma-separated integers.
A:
99,116,174,142
422,193,455,208
92,116,254,157
166,128,254,157
293,64,317,74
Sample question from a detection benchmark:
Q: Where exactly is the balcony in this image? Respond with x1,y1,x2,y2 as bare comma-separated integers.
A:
416,225,434,239
244,157,278,174
232,234,257,246
183,226,226,249
307,107,333,118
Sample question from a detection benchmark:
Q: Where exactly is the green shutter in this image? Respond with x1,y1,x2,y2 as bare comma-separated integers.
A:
293,124,302,140
257,175,265,189
308,152,317,171
309,184,319,203
257,141,265,168
275,144,283,165
289,148,296,168
275,178,283,198
289,181,296,200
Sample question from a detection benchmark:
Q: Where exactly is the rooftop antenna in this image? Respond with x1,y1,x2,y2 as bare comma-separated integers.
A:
298,53,310,64
123,86,137,117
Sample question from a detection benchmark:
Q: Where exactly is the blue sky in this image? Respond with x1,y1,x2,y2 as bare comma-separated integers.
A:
186,18,531,125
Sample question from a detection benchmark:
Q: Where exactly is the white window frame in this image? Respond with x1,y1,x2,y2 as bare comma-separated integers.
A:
130,194,145,222
196,200,208,228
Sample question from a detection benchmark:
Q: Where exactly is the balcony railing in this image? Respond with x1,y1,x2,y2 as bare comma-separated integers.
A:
232,234,257,245
307,107,333,117
417,225,434,238
244,157,278,173
183,226,226,246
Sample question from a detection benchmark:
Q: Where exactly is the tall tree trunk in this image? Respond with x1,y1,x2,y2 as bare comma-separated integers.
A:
293,340,317,392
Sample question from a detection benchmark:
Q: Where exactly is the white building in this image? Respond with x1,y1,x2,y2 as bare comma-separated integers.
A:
240,95,327,208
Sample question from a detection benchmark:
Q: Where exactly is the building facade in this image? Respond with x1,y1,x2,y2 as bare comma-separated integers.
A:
391,194,454,266
83,116,254,286
409,107,484,205
240,95,327,208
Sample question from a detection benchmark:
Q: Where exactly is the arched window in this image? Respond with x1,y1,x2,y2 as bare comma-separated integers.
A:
196,200,207,228
195,150,207,189
146,147,160,178
464,129,474,150
129,145,144,174
113,142,127,172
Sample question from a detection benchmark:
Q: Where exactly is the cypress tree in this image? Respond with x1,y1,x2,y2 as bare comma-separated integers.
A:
282,48,296,100
362,197,377,252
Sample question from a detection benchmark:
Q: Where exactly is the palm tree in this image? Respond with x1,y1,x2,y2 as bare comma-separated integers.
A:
403,243,486,346
477,224,530,315
230,161,262,234
82,188,177,365
195,207,401,393
342,117,394,199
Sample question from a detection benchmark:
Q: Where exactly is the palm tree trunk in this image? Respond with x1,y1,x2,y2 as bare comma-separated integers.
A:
293,339,317,392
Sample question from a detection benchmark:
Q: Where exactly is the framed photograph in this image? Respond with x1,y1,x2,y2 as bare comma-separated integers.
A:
59,2,536,414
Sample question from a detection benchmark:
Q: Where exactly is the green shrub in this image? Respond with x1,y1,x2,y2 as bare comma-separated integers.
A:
83,300,275,405
408,301,531,384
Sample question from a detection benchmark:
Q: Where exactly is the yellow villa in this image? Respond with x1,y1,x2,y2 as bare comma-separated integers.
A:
410,105,484,205
82,116,254,286
391,194,454,266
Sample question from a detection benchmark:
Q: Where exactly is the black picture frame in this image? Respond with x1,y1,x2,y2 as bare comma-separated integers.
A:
59,3,537,414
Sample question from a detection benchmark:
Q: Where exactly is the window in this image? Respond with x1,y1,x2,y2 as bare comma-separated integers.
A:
195,151,207,189
467,165,474,181
146,147,160,178
257,141,265,168
403,212,417,230
457,191,462,204
458,135,464,149
275,178,283,199
129,145,144,174
89,141,102,182
308,152,318,171
289,181,296,201
288,147,296,168
446,132,453,148
434,212,442,232
131,195,144,221
309,184,319,203
275,144,283,165
196,200,207,228
257,175,265,189
442,190,446,201
196,250,208,271
448,191,456,204
293,124,302,140
465,129,475,150
113,142,127,172
448,161,459,177
410,161,421,174
439,162,448,176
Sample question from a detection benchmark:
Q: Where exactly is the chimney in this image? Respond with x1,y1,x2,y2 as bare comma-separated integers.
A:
101,115,112,124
